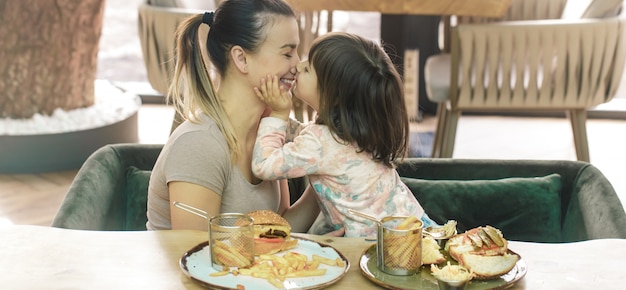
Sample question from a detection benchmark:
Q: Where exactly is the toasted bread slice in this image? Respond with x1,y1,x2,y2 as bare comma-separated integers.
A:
422,236,446,265
458,252,519,279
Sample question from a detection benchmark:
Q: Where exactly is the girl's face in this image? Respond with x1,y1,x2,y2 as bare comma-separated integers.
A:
247,16,300,91
292,60,320,111
293,60,320,111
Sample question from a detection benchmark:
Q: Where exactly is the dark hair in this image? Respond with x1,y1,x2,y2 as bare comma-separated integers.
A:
309,32,409,167
207,0,295,75
168,0,295,161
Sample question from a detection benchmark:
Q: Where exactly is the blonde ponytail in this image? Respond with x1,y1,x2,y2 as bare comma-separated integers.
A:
168,14,241,161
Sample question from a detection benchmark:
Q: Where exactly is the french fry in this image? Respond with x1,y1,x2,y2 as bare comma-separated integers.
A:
217,250,345,289
312,254,343,266
284,269,327,278
238,268,253,276
209,271,230,277
288,252,308,260
252,271,276,279
308,259,321,270
212,241,251,267
213,246,245,267
265,277,283,288
396,216,419,230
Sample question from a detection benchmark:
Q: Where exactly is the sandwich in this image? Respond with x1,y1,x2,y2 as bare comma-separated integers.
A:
422,235,447,265
445,225,519,279
247,210,298,255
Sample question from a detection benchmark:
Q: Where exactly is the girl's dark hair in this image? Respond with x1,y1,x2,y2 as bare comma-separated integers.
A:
310,32,409,167
168,0,295,161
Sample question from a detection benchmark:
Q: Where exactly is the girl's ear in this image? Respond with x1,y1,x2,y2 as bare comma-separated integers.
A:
230,45,248,74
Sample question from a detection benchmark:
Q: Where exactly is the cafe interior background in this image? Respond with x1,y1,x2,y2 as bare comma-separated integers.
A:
1,0,625,227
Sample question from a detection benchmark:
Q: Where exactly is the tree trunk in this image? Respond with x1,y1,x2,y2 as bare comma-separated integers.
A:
0,0,105,119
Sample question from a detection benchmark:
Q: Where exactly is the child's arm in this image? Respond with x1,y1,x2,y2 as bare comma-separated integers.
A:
254,75,292,120
252,118,325,180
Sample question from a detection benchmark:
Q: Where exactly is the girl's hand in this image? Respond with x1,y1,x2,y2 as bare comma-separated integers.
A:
324,227,345,237
254,75,292,120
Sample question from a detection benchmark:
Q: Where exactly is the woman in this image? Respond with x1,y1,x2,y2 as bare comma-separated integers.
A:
146,0,319,231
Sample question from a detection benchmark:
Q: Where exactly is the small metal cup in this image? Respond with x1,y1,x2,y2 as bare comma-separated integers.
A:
437,278,470,290
208,213,254,271
376,216,423,275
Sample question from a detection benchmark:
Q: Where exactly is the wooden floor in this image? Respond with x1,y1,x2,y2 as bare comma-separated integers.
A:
1,103,625,227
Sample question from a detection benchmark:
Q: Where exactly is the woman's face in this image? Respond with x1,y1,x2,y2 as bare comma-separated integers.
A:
247,16,300,92
292,60,319,111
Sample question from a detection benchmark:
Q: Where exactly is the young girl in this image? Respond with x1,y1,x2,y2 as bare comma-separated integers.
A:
252,32,436,237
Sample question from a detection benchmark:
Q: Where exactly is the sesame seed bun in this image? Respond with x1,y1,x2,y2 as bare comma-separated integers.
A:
247,210,291,228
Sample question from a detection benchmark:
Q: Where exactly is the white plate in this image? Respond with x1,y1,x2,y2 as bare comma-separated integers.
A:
180,237,350,289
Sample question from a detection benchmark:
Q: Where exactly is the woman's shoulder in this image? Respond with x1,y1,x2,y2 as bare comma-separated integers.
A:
165,116,229,158
172,114,219,134
169,115,223,140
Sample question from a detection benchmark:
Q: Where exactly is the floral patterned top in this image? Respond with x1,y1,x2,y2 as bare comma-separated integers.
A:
252,117,426,238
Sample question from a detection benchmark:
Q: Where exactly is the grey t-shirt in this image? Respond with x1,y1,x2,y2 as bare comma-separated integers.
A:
146,114,281,230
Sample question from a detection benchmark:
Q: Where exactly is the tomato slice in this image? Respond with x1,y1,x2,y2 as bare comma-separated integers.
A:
255,237,283,243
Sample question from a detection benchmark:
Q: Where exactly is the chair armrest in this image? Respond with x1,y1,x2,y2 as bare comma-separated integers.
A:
52,146,128,230
52,144,163,230
563,164,626,241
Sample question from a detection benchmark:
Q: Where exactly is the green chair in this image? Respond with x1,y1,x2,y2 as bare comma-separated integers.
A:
51,143,307,231
52,144,162,230
52,144,626,243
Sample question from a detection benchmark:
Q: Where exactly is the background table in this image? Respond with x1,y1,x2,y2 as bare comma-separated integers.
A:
1,225,624,289
285,0,513,17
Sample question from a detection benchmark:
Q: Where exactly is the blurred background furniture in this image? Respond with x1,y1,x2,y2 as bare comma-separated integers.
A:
286,0,514,120
52,144,626,242
292,9,333,122
137,1,201,131
424,0,626,161
137,0,329,125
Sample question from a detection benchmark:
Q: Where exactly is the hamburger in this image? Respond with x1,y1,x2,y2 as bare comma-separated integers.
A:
247,210,298,255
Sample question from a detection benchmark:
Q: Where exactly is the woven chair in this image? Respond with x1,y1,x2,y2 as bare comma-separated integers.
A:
424,0,626,161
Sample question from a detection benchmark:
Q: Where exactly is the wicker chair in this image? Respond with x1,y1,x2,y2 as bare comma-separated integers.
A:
424,0,626,161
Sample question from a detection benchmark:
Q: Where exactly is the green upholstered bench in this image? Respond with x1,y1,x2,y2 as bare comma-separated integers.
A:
52,144,626,243
395,158,626,243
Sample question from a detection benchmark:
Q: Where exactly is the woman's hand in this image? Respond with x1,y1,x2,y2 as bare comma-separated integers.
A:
254,75,292,120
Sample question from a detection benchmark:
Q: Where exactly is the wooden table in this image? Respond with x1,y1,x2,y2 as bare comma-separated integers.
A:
285,0,513,18
1,225,624,289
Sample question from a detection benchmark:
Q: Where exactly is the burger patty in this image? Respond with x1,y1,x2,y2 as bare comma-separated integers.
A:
259,229,287,239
